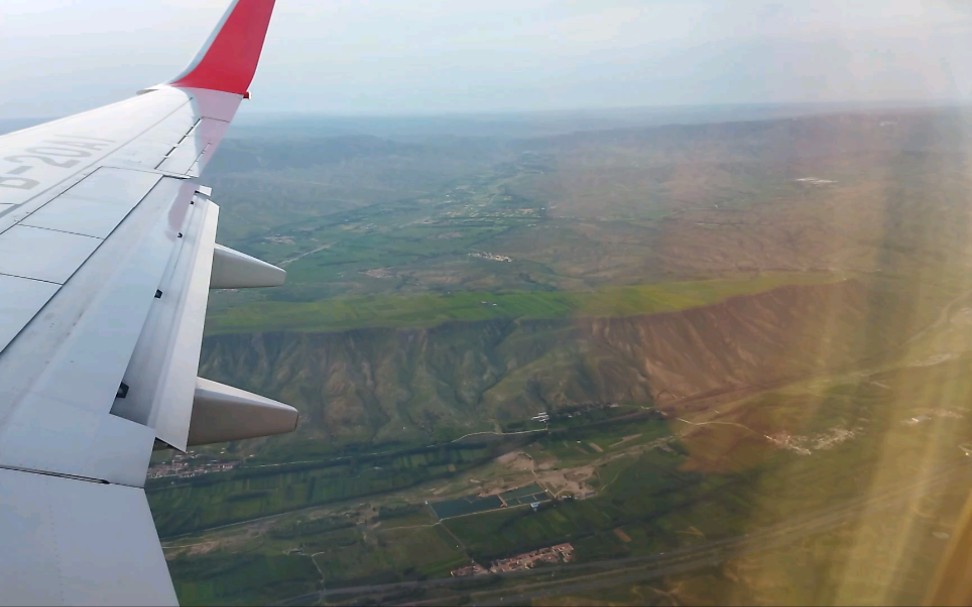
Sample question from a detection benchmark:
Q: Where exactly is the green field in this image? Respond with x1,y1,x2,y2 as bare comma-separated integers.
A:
160,355,972,604
150,443,504,537
206,272,840,334
431,494,504,519
167,553,319,607
160,106,972,605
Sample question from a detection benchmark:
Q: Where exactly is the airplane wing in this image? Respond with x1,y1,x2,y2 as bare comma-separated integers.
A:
0,1,298,604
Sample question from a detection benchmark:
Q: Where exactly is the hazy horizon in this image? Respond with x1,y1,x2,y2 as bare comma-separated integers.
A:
3,0,972,118
4,97,970,128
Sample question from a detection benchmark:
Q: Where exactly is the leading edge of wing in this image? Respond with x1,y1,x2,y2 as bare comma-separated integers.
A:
168,0,276,96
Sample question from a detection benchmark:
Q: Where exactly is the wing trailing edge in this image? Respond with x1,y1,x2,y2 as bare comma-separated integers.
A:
169,0,276,95
109,186,296,452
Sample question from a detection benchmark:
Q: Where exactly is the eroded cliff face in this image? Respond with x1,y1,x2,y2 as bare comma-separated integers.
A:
582,281,876,405
200,280,882,442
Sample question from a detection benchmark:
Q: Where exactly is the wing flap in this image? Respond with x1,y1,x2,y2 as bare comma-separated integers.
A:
0,178,192,485
0,468,177,606
111,191,219,450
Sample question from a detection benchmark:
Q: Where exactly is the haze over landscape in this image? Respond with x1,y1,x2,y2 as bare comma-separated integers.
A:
7,1,972,605
133,102,972,605
5,0,972,116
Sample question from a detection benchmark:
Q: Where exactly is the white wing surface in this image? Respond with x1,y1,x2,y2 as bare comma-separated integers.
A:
0,1,296,604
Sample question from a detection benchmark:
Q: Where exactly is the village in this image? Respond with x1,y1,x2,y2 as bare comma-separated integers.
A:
147,452,239,480
468,251,513,263
450,543,574,577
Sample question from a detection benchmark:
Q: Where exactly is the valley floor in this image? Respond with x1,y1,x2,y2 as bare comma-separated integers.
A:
152,106,972,605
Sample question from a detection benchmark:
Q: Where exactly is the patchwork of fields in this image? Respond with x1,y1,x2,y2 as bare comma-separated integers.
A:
153,106,972,605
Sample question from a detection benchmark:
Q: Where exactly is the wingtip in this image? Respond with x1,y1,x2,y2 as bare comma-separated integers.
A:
169,0,276,95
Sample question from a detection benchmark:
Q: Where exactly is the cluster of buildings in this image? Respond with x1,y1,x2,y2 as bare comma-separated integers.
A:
765,431,812,456
794,176,837,186
451,543,574,577
147,453,239,480
450,563,489,577
468,251,513,263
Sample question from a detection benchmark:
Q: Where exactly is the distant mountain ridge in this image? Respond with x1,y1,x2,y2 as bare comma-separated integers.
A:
200,280,879,444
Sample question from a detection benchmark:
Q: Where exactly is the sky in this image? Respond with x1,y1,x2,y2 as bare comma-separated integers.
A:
2,0,972,117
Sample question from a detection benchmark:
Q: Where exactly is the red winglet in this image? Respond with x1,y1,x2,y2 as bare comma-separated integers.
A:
170,0,276,95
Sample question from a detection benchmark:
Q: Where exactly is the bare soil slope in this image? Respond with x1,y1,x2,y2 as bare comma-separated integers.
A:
201,280,881,441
